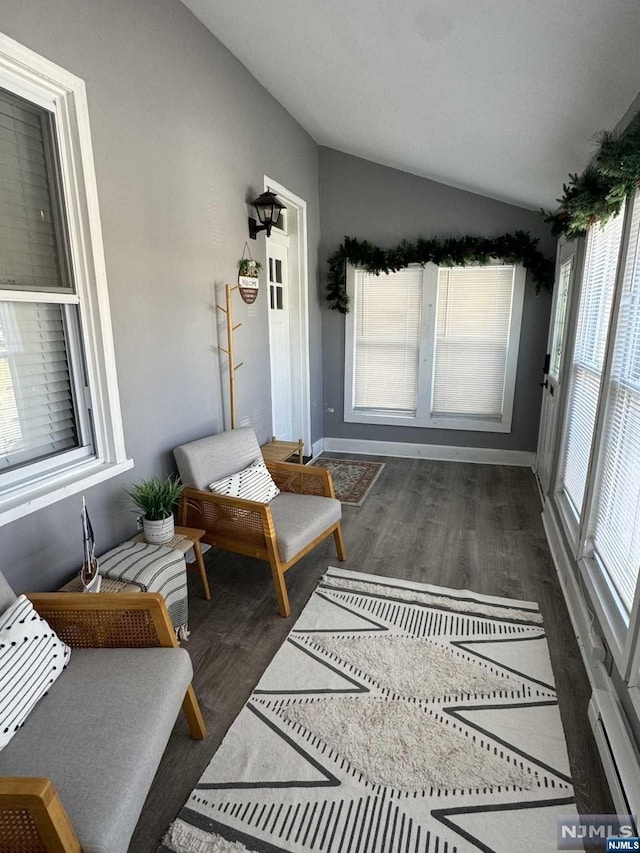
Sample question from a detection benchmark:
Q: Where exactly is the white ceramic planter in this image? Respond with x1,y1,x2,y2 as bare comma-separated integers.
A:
143,515,175,545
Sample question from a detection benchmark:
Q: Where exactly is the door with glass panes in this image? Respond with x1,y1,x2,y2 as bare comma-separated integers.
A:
266,236,293,440
535,241,576,497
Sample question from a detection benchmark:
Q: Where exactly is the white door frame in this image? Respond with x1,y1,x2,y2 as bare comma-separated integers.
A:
264,176,311,454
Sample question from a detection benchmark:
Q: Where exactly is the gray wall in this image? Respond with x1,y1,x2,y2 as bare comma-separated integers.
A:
0,0,321,591
319,147,555,451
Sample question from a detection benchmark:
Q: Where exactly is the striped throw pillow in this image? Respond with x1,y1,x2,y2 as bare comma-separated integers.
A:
0,595,71,750
209,458,280,503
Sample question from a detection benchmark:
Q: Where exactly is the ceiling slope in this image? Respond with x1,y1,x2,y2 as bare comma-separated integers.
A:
182,0,640,209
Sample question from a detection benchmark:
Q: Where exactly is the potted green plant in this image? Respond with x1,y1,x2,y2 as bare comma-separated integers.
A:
238,258,262,278
125,475,184,544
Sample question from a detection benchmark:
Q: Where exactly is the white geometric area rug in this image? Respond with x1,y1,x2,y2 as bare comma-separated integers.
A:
161,568,577,853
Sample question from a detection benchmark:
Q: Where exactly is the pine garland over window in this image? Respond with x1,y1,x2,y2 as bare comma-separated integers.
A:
325,112,640,313
326,232,554,314
541,112,640,239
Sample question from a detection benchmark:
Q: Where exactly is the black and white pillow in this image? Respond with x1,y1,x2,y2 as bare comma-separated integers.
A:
209,458,280,503
0,595,71,751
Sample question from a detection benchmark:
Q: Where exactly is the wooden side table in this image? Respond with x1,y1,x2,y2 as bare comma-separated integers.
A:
260,436,304,465
130,526,211,601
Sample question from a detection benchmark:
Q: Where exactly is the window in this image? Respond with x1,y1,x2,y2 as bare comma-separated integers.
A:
549,258,572,382
0,33,131,525
550,194,640,668
556,208,625,529
0,92,91,476
352,267,423,415
344,262,525,432
432,265,515,421
0,302,88,471
587,192,640,617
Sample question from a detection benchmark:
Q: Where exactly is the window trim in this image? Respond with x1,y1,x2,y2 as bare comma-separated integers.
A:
0,33,132,526
552,195,640,676
555,206,628,534
577,195,640,677
343,262,525,433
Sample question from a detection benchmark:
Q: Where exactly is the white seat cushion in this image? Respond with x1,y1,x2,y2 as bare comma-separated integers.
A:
269,492,341,562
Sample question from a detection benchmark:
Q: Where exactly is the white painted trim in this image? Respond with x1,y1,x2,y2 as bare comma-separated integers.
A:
343,263,356,426
343,263,524,434
578,551,632,672
264,176,311,455
322,437,535,467
311,437,325,459
0,33,130,525
542,502,640,818
542,475,640,824
554,487,580,555
500,264,526,430
344,409,513,433
0,458,133,527
541,503,607,670
0,289,80,304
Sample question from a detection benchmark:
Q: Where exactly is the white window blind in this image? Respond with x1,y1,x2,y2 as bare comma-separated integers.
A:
0,88,88,480
432,265,514,419
590,193,640,613
0,91,67,292
0,301,78,471
559,208,625,519
353,267,423,414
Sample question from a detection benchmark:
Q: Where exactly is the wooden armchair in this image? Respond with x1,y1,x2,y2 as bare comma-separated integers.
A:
0,589,205,853
175,429,346,617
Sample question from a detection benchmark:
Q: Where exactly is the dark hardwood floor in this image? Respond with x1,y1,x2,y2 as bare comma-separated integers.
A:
130,454,614,852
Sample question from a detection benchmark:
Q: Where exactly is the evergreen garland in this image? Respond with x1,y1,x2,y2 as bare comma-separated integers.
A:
542,112,640,239
326,110,640,312
326,232,554,313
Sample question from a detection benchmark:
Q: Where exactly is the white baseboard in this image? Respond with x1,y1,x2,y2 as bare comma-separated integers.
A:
311,437,324,459
322,437,535,467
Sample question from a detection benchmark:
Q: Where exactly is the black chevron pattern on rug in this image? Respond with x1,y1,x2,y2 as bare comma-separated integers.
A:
161,567,577,853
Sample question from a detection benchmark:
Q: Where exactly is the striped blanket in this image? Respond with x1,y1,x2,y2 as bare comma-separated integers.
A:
98,541,188,637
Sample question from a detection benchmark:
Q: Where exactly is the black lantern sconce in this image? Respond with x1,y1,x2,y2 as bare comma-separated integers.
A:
248,191,286,239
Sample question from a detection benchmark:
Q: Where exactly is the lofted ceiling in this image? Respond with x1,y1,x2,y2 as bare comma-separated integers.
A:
181,0,640,210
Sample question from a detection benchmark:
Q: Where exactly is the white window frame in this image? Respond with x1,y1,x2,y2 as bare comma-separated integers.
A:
577,198,640,675
551,195,640,675
0,33,132,526
344,262,525,433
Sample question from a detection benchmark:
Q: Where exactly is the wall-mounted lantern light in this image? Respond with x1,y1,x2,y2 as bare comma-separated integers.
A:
248,191,286,239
